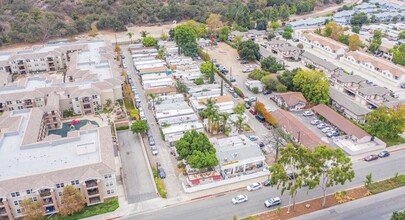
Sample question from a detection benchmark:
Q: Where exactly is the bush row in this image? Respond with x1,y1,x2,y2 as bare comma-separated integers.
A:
116,125,129,131
366,174,405,194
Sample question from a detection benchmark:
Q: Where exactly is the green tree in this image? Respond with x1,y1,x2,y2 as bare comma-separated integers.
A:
277,69,298,91
131,120,149,134
276,83,287,92
127,32,134,44
142,36,157,47
392,44,405,66
261,74,279,90
237,40,260,61
399,31,405,39
252,87,259,94
175,130,219,169
350,12,369,27
256,18,268,31
233,102,246,115
269,144,315,213
184,20,207,38
268,30,276,40
368,30,382,53
59,185,85,216
352,25,360,34
271,21,280,29
200,61,218,77
219,26,231,41
282,26,293,40
160,32,169,41
310,146,355,207
293,69,330,104
269,7,279,22
175,79,188,93
174,24,198,57
261,56,280,73
364,106,405,139
206,14,223,37
194,78,204,85
21,199,44,220
364,173,373,188
279,4,290,21
248,69,269,80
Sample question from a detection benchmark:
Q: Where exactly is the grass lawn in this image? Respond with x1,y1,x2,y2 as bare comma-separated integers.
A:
47,198,119,220
366,174,405,194
379,136,405,147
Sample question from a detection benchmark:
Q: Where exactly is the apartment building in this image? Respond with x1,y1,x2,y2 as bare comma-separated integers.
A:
300,33,348,58
0,109,117,219
341,51,405,85
300,51,344,77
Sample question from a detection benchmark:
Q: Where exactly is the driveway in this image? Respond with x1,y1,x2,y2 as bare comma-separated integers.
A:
117,130,157,203
122,46,184,199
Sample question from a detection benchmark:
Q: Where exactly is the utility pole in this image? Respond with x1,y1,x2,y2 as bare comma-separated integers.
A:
297,131,301,143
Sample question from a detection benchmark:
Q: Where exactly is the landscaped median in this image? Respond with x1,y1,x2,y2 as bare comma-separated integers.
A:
238,174,405,220
152,167,167,198
48,198,119,220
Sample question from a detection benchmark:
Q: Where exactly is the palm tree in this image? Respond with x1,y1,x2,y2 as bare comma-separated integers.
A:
233,115,245,133
219,112,230,133
127,32,134,44
147,93,157,111
140,30,149,38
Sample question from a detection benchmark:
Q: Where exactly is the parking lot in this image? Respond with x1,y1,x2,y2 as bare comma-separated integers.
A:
117,131,157,203
291,110,338,147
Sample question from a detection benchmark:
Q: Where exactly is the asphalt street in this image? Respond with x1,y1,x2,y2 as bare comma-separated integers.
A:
125,149,405,220
292,186,405,220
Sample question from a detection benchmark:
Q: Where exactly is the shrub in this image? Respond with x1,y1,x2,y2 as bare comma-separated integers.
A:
234,87,245,98
254,101,278,127
276,84,287,92
129,109,139,120
116,126,129,131
198,48,211,62
155,177,167,198
252,87,259,94
194,77,204,85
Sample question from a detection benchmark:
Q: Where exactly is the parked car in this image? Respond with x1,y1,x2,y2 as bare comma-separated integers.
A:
148,136,155,146
236,56,241,60
250,97,257,102
231,92,238,98
151,145,158,156
229,87,235,93
135,102,141,109
258,142,265,148
378,151,390,158
232,195,248,204
321,127,333,133
123,63,127,68
326,131,339,138
229,77,236,82
263,179,276,187
158,168,166,179
255,114,265,123
249,109,257,115
247,182,262,191
224,83,230,88
311,119,321,125
317,123,327,129
287,173,296,180
364,154,379,161
264,197,281,208
240,61,249,64
248,135,258,141
263,90,272,95
245,103,251,109
303,111,314,117
401,83,405,89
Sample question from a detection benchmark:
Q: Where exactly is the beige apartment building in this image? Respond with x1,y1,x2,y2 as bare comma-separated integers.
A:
0,109,117,219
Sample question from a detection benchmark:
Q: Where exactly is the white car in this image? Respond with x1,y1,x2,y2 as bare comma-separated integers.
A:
310,119,321,125
303,111,314,117
151,145,158,156
232,195,248,204
264,197,281,208
247,182,262,191
322,127,333,133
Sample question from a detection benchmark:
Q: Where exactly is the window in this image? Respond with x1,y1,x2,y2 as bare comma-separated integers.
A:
33,197,37,202
6,101,12,105
71,180,79,185
105,181,113,187
17,209,21,214
8,107,14,111
11,192,20,197
14,201,18,206
56,183,65,188
58,192,62,196
107,190,114,194
26,189,32,195
104,174,112,179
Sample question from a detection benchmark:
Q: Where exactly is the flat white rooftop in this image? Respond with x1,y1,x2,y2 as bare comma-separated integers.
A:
76,41,113,81
0,110,101,181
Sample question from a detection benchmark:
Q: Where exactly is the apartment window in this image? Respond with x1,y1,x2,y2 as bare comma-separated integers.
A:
58,192,62,196
14,201,18,206
16,100,21,104
26,59,30,62
105,181,113,187
75,97,79,101
104,174,112,179
107,190,114,195
17,209,21,214
11,192,20,197
18,106,23,110
56,183,65,188
8,107,14,111
26,189,32,195
33,197,37,202
6,101,12,105
92,95,98,99
40,58,45,61
71,180,79,185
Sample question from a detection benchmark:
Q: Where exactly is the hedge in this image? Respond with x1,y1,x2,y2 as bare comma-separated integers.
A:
198,48,211,62
116,125,129,131
234,87,245,98
152,167,167,198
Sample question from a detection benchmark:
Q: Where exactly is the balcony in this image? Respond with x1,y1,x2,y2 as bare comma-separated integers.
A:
82,97,90,103
44,206,56,215
85,180,98,189
39,189,52,198
87,189,100,198
47,57,54,62
83,104,91,109
88,197,102,206
0,208,6,215
24,99,33,105
17,61,24,65
18,66,25,70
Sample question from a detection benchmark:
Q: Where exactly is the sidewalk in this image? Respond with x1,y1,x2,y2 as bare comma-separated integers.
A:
350,144,405,162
